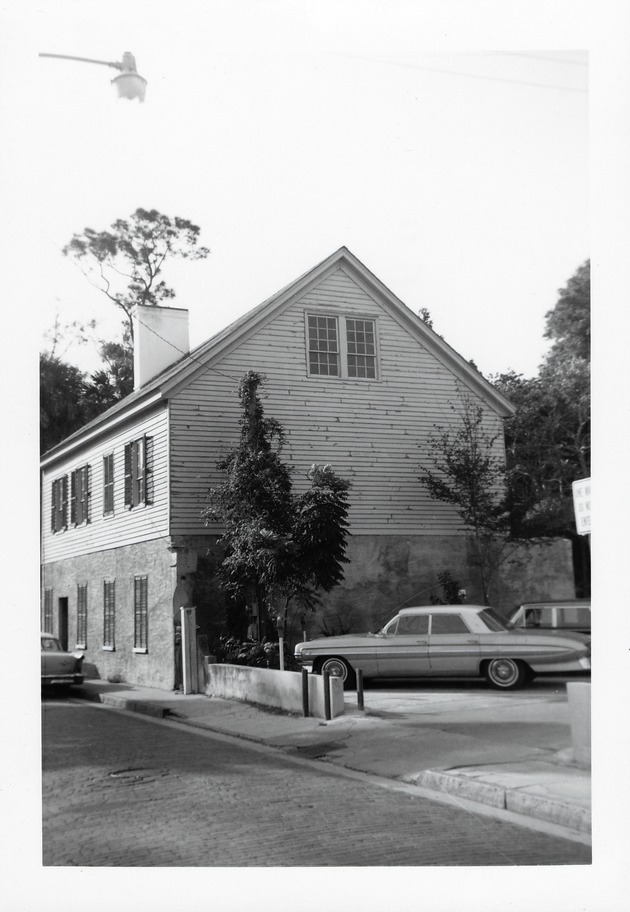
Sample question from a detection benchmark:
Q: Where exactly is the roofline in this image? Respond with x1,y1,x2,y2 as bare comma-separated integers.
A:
40,246,515,466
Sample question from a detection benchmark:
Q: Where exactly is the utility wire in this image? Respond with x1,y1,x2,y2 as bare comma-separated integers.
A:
328,51,587,93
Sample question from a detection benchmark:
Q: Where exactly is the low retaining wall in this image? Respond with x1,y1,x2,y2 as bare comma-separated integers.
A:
204,662,344,719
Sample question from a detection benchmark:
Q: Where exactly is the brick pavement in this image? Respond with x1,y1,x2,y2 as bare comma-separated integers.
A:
42,703,591,867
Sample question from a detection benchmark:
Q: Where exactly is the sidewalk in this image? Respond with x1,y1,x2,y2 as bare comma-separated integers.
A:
71,678,591,839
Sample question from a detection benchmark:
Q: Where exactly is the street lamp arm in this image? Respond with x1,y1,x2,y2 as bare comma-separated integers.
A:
39,53,124,71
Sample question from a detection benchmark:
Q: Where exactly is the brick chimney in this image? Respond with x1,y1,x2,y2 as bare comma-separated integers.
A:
133,304,190,390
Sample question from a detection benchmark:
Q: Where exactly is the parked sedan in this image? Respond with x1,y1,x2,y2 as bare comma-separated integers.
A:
294,605,591,690
508,600,591,636
41,633,84,689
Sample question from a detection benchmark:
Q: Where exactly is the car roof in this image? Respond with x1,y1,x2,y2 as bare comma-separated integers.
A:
517,600,591,609
398,605,486,615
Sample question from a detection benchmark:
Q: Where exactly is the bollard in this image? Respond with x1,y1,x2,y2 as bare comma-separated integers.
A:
322,670,331,720
357,668,364,711
301,668,309,717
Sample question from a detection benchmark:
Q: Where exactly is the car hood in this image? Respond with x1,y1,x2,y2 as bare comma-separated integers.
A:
296,632,379,651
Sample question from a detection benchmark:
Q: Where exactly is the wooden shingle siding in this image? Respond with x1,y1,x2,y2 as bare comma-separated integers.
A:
41,406,169,563
169,267,506,536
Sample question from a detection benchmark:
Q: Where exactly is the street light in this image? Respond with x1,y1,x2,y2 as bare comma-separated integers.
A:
39,51,147,101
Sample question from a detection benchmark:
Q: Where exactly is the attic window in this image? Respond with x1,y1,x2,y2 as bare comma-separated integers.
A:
306,314,378,380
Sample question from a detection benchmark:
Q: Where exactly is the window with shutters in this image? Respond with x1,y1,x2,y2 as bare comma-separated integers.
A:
134,576,148,652
42,588,54,633
70,465,90,526
76,583,88,648
103,580,116,650
124,437,154,509
103,453,115,515
51,476,68,533
306,314,378,379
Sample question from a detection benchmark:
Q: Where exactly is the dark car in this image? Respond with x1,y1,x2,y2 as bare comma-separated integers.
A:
41,632,84,689
294,604,591,690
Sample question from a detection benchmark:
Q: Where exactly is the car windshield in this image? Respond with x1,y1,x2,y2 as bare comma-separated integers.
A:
478,609,511,631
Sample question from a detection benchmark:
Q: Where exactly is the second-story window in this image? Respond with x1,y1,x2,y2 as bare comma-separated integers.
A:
124,436,154,509
70,465,90,526
306,314,378,380
103,453,115,515
51,476,68,533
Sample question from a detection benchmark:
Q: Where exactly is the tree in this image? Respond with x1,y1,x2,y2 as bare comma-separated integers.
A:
420,395,510,605
203,372,351,640
63,208,209,344
40,353,90,454
492,261,591,594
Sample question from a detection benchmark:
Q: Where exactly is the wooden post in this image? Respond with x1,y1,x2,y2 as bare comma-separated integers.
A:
180,606,198,694
323,670,331,721
357,668,364,711
301,668,309,717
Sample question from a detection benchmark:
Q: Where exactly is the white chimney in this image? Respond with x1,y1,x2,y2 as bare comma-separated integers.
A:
133,304,190,390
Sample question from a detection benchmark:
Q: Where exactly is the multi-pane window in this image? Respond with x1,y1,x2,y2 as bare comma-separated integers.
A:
307,315,339,376
103,453,115,515
70,465,90,525
51,476,68,533
103,580,116,649
42,588,54,633
76,583,88,648
346,318,376,378
306,314,378,379
134,576,148,651
124,437,154,509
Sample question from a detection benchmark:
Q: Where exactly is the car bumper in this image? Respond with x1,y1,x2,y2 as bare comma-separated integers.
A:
41,674,84,687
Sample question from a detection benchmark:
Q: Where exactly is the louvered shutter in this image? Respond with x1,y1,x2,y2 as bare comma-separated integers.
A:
61,476,68,529
124,443,132,507
70,471,77,525
144,436,154,504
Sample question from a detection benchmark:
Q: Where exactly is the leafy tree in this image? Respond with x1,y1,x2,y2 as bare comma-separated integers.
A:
63,208,209,344
203,372,351,640
492,260,590,594
40,353,90,454
420,395,510,605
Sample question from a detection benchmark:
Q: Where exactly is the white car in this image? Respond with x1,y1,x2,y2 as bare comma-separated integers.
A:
294,604,591,690
41,632,84,689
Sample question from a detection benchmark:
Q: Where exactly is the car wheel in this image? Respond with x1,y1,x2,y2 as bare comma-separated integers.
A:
484,658,527,690
318,657,356,690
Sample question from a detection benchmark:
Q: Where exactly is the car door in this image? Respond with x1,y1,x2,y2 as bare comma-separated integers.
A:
427,612,480,675
375,613,430,677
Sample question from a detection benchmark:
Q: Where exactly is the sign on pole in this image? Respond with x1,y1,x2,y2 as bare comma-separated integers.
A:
572,478,591,535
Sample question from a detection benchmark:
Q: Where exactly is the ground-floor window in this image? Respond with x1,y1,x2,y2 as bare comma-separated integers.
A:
134,576,148,652
76,583,88,648
42,588,53,632
103,580,116,650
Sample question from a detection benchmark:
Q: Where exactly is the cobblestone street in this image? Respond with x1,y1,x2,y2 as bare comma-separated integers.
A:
41,702,590,867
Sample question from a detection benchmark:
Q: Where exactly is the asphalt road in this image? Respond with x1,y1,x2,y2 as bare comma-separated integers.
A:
41,698,591,867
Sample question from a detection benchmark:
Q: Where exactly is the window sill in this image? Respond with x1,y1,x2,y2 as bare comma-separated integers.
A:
75,643,86,650
133,647,148,654
102,646,115,652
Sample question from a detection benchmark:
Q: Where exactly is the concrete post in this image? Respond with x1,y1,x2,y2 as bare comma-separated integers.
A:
180,606,198,695
566,681,591,768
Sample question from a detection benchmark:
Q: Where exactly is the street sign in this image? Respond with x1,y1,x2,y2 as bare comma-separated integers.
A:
572,477,591,535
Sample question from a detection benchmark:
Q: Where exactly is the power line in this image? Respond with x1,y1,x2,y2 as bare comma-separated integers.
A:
329,52,587,93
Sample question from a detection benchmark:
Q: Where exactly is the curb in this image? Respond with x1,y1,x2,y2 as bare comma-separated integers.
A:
402,770,591,835
77,688,168,719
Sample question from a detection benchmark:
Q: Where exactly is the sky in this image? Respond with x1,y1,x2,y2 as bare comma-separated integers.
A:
1,0,602,383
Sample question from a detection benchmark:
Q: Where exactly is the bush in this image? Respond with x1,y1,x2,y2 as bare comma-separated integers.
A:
214,635,298,671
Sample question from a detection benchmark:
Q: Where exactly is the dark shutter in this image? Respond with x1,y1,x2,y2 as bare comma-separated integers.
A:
70,471,77,525
124,443,132,507
61,476,68,529
144,436,154,504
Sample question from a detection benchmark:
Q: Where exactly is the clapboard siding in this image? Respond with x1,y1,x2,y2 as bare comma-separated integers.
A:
169,267,505,536
41,406,169,563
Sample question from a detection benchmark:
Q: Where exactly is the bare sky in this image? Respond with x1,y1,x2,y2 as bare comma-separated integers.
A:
3,0,595,381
